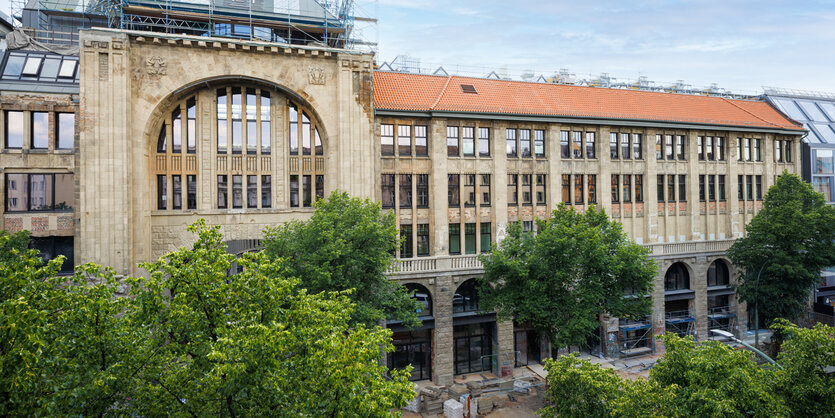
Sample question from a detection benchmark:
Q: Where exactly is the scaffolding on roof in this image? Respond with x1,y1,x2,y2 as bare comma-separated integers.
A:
9,0,376,50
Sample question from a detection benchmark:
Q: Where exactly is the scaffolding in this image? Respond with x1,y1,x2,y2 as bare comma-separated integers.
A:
707,305,737,339
9,0,375,50
619,318,653,357
665,309,696,339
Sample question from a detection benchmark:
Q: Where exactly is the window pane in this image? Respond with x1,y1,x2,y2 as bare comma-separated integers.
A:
572,131,583,158
414,126,428,156
665,135,673,160
217,89,227,153
2,54,25,78
302,113,311,155
480,223,491,253
400,174,412,208
5,111,24,148
676,135,685,160
31,112,49,149
314,128,323,156
534,129,545,157
260,92,271,154
560,131,569,158
574,174,583,205
633,134,642,159
586,132,595,158
22,56,42,76
247,175,258,208
289,104,299,155
382,174,395,208
655,135,663,160
5,174,27,211
55,113,74,150
634,175,642,202
400,225,413,258
536,174,546,205
58,59,76,78
303,175,312,207
217,175,228,208
588,174,597,204
172,107,182,153
262,175,272,208
186,98,196,153
316,175,324,201
622,175,631,202
611,175,619,203
381,124,394,156
172,175,182,210
479,127,490,157
621,133,630,159
448,174,459,207
399,125,412,156
464,223,476,254
520,129,531,157
417,174,429,208
187,175,197,209
462,127,474,156
290,175,299,207
30,174,53,210
812,177,832,200
447,126,459,156
449,223,461,254
417,224,430,256
464,174,476,206
232,175,242,208
507,174,518,205
610,133,618,159
562,174,571,203
157,175,167,210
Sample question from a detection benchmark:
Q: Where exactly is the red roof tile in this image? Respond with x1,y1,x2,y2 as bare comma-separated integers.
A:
373,72,804,131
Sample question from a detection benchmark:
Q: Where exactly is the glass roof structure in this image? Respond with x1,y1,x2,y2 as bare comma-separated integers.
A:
0,50,79,84
764,88,835,145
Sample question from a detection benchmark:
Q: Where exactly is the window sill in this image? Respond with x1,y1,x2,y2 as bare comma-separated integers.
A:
4,210,74,214
1,148,23,153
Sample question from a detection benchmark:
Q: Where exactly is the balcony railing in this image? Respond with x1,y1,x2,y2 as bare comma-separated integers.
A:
387,239,736,275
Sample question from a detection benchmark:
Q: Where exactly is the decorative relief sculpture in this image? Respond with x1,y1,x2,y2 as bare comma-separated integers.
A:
146,56,167,76
308,67,326,85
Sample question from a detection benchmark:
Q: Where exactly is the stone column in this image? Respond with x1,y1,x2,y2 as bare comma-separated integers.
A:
431,119,449,255
692,258,709,341
496,320,514,377
433,271,455,386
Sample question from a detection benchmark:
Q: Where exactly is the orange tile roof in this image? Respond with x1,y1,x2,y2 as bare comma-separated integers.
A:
373,72,804,132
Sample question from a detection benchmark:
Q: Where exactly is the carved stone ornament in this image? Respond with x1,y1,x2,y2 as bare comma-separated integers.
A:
308,66,326,85
146,56,167,76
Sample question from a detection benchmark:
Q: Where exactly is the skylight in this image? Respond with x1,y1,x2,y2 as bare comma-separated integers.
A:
461,84,477,94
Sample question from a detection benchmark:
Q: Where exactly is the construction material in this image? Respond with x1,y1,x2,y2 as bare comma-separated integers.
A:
443,399,464,418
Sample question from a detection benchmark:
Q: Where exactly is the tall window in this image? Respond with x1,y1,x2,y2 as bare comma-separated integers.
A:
667,175,675,202
664,263,690,290
775,139,783,162
534,130,545,157
716,137,724,161
6,173,74,212
708,175,715,201
302,175,312,207
698,136,704,160
588,174,597,204
610,133,618,159
464,223,477,254
718,175,725,201
415,125,428,156
586,132,596,159
172,175,182,210
316,175,324,201
738,175,744,200
449,224,461,255
634,175,643,202
678,175,686,201
381,174,395,208
480,174,491,206
756,175,763,200
572,131,583,159
301,113,311,155
398,125,412,156
448,174,459,207
187,175,197,210
217,175,228,209
633,134,642,159
447,126,459,156
232,175,243,208
480,223,491,253
744,138,751,161
417,174,429,208
506,129,517,157
290,175,299,207
462,127,475,156
261,175,271,208
288,103,298,155
621,133,630,160
56,113,75,149
676,135,685,160
381,124,394,156
31,112,48,149
464,174,476,206
231,87,242,154
536,174,546,205
4,111,24,149
746,175,753,200
478,127,490,157
260,93,270,154
666,135,674,160
560,131,570,158
400,225,413,258
655,134,663,160
417,224,430,256
754,139,762,162
522,174,532,204
622,175,631,202
247,175,257,208
399,174,412,208
707,260,730,287
705,136,714,161
699,175,706,201
520,129,531,158
611,175,619,203
508,174,518,205
246,88,257,154
562,174,571,203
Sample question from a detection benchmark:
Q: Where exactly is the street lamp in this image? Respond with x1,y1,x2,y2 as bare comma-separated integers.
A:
710,329,782,369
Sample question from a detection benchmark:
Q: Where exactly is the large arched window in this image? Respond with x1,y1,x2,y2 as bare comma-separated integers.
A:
453,279,480,313
153,82,327,212
405,283,432,317
707,259,730,287
664,262,690,291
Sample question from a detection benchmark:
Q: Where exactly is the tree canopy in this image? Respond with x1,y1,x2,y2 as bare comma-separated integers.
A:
0,221,415,416
478,205,657,351
727,171,835,326
541,321,834,417
263,191,421,327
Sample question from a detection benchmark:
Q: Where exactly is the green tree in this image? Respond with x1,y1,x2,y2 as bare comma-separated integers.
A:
479,204,656,351
770,319,835,416
263,191,421,327
1,222,416,416
0,231,138,416
128,219,415,416
727,171,835,326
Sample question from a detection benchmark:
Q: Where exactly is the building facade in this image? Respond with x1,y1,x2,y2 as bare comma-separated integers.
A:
0,25,805,388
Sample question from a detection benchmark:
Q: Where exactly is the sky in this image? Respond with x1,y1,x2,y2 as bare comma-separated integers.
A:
357,0,835,95
2,0,833,94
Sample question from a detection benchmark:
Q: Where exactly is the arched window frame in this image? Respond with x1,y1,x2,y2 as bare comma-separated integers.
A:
453,279,480,314
664,262,690,291
707,259,730,287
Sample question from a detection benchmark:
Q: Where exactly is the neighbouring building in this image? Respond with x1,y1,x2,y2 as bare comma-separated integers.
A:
763,88,835,315
0,0,805,388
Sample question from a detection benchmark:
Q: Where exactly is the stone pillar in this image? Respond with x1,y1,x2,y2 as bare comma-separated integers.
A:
652,259,667,353
431,119,449,255
433,271,454,386
496,320,514,377
493,122,508,244
692,258,709,341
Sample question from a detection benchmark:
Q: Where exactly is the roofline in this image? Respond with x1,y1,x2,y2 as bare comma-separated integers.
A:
374,109,806,135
